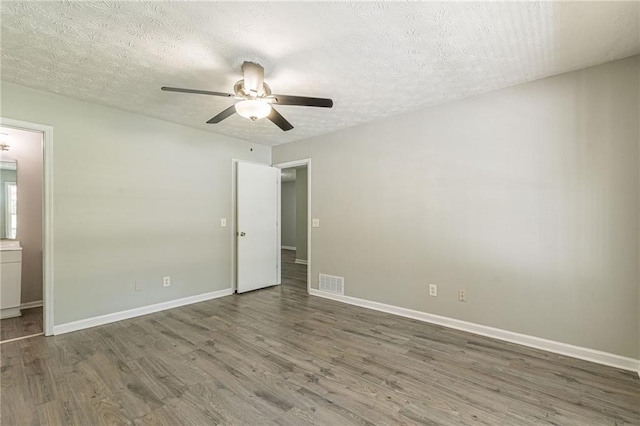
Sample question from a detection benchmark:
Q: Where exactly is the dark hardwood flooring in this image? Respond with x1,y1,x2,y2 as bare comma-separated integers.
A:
1,251,638,425
1,306,43,342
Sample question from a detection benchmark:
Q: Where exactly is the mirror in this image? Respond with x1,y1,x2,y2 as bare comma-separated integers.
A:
0,160,17,239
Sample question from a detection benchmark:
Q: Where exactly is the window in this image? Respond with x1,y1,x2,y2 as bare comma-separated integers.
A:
5,182,16,239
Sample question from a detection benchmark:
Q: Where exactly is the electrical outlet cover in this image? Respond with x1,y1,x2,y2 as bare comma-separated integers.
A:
429,284,437,297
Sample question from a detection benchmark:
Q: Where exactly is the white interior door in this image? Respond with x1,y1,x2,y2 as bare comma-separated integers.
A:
237,161,280,293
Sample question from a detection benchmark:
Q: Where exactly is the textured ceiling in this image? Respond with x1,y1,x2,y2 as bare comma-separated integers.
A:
1,1,639,146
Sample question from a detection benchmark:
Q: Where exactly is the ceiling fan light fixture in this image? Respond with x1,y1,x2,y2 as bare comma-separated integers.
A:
235,99,272,121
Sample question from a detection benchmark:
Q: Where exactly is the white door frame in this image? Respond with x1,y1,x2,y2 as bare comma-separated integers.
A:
273,159,312,294
0,117,54,336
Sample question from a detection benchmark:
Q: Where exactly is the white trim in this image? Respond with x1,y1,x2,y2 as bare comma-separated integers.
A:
0,117,54,336
20,300,43,310
273,159,312,294
276,168,281,286
309,289,640,373
53,288,233,335
281,246,296,251
1,307,22,319
231,158,237,292
294,259,308,265
0,332,44,344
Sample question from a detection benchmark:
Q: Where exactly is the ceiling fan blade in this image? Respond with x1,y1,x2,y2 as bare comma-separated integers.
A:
271,94,333,108
161,87,233,97
207,105,237,124
267,107,294,131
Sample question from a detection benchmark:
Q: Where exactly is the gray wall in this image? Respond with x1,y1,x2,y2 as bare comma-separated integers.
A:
1,82,270,325
295,167,308,261
0,127,44,304
281,180,296,248
273,56,640,358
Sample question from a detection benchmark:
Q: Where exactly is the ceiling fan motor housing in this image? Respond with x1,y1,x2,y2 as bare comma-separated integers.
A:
234,80,271,99
240,61,268,98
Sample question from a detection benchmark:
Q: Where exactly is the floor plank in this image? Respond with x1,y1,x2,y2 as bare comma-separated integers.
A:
1,250,639,425
1,306,43,342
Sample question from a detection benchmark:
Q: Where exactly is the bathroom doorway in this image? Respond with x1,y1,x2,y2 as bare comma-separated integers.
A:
0,125,45,342
275,159,311,293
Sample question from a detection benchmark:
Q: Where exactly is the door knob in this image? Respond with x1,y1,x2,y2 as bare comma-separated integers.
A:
239,232,246,237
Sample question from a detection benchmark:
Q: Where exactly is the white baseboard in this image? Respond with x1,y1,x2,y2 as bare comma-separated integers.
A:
309,289,640,374
1,307,22,320
21,300,43,310
294,259,308,265
53,288,234,335
281,246,296,251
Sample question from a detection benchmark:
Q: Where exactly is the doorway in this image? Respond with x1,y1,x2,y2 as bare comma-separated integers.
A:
230,158,311,294
0,125,44,342
0,118,53,340
275,159,311,293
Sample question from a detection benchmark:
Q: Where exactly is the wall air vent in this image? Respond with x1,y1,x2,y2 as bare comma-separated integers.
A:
319,274,344,295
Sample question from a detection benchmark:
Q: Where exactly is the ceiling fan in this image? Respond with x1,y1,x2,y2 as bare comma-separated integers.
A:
161,61,333,131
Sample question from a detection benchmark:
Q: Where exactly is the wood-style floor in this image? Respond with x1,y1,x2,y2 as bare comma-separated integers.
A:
1,306,43,342
1,250,639,425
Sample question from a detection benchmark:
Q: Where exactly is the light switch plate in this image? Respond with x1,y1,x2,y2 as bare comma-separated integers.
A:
312,218,320,228
221,218,227,227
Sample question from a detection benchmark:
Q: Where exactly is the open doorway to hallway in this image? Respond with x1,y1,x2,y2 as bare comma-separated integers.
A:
280,164,308,291
0,126,44,343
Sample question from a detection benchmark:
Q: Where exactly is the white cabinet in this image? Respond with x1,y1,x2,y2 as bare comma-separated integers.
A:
1,241,22,319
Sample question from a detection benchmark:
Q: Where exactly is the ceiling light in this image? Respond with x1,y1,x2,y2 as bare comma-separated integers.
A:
235,99,272,121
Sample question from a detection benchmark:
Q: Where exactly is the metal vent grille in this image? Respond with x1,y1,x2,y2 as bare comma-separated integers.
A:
319,274,344,295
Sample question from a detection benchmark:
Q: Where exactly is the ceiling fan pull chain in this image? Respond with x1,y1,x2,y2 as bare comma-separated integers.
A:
250,120,255,152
